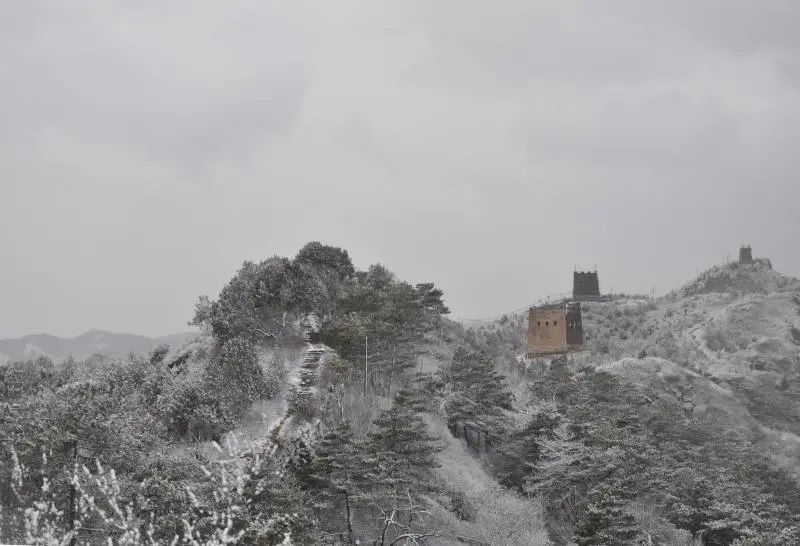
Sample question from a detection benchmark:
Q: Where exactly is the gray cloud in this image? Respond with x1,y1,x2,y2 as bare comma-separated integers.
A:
1,1,799,337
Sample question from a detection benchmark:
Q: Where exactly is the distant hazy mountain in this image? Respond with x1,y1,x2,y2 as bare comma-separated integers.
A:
0,329,198,365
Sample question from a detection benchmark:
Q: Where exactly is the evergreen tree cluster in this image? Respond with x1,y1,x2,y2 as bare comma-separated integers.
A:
0,344,312,545
439,348,514,436
191,242,356,343
434,342,800,545
306,389,441,545
1,243,451,545
321,264,449,395
513,362,800,545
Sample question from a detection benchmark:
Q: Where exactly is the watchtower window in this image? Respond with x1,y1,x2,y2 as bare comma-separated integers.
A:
537,321,541,327
554,320,557,326
545,321,549,326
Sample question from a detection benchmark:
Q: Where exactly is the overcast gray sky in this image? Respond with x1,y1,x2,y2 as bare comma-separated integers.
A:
2,1,799,338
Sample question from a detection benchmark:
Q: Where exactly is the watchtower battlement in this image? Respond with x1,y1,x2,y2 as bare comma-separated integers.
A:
739,245,753,264
573,270,600,300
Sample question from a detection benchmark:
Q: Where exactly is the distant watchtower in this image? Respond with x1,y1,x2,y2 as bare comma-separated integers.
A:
573,270,600,300
527,301,583,357
739,245,753,264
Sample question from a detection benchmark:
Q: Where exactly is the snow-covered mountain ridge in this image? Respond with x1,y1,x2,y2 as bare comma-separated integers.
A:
463,260,800,469
575,260,800,466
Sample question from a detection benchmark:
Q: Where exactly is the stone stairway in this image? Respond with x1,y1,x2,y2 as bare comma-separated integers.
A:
260,313,328,462
300,313,321,342
294,348,324,399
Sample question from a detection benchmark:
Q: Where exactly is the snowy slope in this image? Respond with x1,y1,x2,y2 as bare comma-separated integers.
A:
424,414,551,545
465,260,800,469
581,261,800,467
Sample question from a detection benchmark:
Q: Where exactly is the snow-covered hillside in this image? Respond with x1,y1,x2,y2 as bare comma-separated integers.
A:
578,261,800,467
465,260,800,470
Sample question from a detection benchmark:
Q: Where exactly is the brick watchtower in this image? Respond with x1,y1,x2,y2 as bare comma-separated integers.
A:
527,301,584,357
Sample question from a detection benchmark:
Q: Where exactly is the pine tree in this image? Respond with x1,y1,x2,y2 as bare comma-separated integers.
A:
363,389,440,490
359,388,441,544
574,481,640,546
441,349,513,434
497,403,561,488
308,421,359,544
205,336,272,420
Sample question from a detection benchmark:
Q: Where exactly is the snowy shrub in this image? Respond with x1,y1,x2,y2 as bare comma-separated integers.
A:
286,385,317,419
3,441,310,546
704,327,737,353
206,337,275,421
157,380,232,441
449,490,475,521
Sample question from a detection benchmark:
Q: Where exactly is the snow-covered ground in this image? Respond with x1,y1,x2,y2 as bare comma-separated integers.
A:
424,414,551,545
